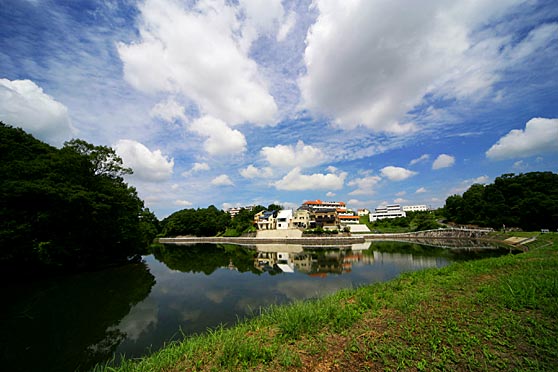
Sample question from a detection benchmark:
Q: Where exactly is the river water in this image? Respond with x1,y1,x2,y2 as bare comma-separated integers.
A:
1,241,509,372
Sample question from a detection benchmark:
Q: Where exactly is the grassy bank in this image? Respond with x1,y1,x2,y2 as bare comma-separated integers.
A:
96,234,558,371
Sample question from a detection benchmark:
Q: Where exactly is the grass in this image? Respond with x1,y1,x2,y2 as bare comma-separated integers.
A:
95,233,558,371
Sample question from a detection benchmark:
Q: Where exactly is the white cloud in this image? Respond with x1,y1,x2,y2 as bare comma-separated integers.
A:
394,198,407,204
174,199,193,207
348,175,382,195
416,187,427,193
117,0,278,126
211,174,234,186
486,117,558,160
299,0,537,132
150,98,186,122
273,167,347,191
513,160,527,170
0,78,73,146
239,165,273,179
380,166,417,181
189,116,247,155
192,162,210,172
396,191,406,197
114,139,174,181
409,154,430,166
432,154,455,170
182,162,210,177
260,140,326,169
326,191,336,197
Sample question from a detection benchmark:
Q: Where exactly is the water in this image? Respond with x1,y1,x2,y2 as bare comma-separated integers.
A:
1,241,510,372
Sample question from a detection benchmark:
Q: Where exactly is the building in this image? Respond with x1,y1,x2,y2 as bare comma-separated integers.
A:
301,199,347,212
369,204,407,222
357,208,370,216
402,205,428,212
339,215,360,224
227,205,255,217
313,209,340,229
292,209,311,228
254,210,277,230
276,209,293,229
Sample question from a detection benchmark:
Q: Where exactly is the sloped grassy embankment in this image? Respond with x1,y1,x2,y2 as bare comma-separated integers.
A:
97,234,557,371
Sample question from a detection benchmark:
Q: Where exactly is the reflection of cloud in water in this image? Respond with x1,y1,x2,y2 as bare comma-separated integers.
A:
205,288,231,304
110,298,159,341
276,279,353,300
182,309,203,322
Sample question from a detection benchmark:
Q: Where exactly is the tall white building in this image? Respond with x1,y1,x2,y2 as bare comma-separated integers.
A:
369,204,406,222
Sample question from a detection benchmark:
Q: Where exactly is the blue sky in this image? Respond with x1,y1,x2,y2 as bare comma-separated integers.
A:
1,0,557,218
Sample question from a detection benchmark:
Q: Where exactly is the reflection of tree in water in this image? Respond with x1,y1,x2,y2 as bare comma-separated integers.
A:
367,241,512,261
151,244,260,275
2,262,155,372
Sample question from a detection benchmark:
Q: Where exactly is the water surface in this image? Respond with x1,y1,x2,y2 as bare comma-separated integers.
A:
2,241,509,372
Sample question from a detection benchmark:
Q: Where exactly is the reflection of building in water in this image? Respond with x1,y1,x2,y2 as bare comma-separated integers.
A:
276,252,295,273
293,253,315,273
253,246,379,276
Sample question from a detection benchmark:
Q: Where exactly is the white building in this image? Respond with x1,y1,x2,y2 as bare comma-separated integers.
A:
369,204,406,222
402,205,428,212
357,208,370,216
276,209,293,229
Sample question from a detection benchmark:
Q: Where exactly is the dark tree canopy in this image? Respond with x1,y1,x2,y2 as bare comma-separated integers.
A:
0,123,159,274
161,205,231,237
442,172,558,231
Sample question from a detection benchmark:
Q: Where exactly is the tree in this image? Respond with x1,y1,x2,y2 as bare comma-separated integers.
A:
0,123,159,274
442,172,558,231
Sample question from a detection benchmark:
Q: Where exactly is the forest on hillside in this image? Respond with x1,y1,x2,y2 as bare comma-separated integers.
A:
0,123,158,274
443,172,558,231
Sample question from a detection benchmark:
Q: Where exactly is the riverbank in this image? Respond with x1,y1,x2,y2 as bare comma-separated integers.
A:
96,233,557,371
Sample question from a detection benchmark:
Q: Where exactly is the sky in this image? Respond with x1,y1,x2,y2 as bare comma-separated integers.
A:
1,0,557,218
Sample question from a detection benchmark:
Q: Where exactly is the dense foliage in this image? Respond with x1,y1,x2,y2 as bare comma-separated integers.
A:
443,172,558,230
161,205,270,237
366,211,441,232
161,205,231,237
0,123,158,273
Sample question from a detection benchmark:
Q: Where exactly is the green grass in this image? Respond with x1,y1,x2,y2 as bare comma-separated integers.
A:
95,233,558,371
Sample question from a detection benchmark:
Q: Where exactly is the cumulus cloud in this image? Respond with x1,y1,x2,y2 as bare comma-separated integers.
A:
174,199,193,207
211,174,234,186
260,140,326,169
299,0,545,132
0,78,73,146
189,116,247,155
486,118,558,160
239,165,273,179
348,175,382,195
114,139,174,181
380,166,417,181
432,154,455,170
273,167,347,191
326,191,336,197
118,0,278,125
181,162,210,177
416,187,427,193
191,162,210,172
409,154,430,166
150,98,186,122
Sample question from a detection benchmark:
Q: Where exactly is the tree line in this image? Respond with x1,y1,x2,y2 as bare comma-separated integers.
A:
0,123,159,274
160,203,283,237
443,172,558,231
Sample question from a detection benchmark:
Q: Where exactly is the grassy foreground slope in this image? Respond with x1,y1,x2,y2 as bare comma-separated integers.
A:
98,234,558,372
